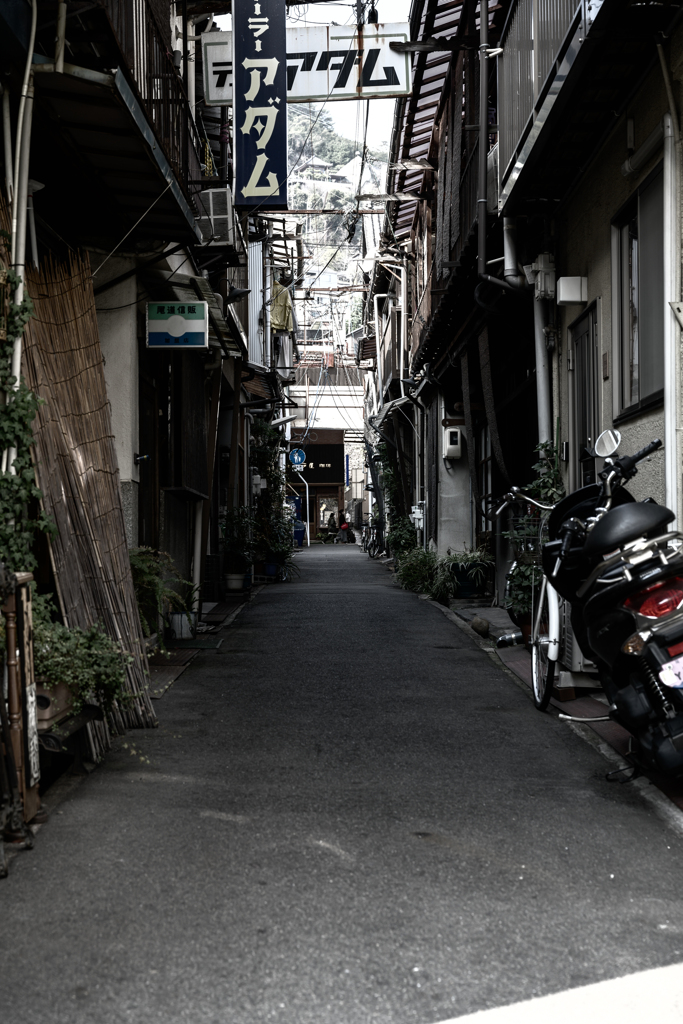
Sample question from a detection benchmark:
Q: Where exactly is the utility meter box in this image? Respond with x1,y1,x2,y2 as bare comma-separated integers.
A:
443,426,463,459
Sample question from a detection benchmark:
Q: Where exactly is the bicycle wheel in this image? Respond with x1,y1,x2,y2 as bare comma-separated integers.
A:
367,538,378,559
531,576,555,710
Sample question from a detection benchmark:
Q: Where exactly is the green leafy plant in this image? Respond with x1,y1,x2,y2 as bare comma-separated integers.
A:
395,548,438,595
0,251,55,572
386,515,417,557
446,546,495,588
128,547,195,641
526,440,565,504
429,556,458,605
221,505,254,572
31,590,133,716
504,560,544,618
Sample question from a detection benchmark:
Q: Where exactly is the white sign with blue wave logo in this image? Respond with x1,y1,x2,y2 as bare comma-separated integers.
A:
146,301,209,349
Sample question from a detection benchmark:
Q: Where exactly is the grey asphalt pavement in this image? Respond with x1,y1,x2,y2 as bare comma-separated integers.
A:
4,545,683,1024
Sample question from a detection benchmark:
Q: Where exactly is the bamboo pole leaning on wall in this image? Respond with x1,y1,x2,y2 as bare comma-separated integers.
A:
21,252,156,746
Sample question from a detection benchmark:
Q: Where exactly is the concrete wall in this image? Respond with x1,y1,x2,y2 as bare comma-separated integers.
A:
92,254,140,546
436,452,472,556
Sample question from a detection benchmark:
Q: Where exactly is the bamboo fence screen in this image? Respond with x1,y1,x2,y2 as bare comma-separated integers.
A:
21,251,157,741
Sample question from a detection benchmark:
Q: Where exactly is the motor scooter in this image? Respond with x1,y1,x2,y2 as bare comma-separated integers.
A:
498,431,683,777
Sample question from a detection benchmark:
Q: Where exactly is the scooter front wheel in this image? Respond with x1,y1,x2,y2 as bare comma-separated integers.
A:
531,581,555,710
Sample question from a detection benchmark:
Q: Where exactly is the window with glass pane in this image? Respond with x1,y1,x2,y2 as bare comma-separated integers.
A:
615,166,663,412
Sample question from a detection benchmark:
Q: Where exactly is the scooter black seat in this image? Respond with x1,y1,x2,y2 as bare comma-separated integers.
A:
583,502,674,558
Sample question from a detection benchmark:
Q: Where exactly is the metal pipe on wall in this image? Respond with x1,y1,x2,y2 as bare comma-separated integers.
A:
2,87,13,202
503,218,526,289
55,1,67,73
476,0,489,276
373,292,390,409
11,77,34,386
399,265,407,398
296,471,311,546
533,296,552,444
663,113,679,521
192,500,203,614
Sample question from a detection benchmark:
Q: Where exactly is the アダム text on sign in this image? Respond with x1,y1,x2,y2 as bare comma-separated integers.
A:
203,23,411,107
232,0,288,208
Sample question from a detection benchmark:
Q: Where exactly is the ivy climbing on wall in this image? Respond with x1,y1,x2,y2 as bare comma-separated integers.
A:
0,234,54,572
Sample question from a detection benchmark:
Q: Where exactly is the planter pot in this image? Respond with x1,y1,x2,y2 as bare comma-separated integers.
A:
226,572,246,591
168,611,197,639
452,564,488,599
264,562,279,577
36,680,73,728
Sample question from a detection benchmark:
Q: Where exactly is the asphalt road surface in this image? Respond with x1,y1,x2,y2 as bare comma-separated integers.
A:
4,545,683,1024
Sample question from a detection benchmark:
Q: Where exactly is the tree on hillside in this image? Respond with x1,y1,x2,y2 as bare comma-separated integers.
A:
288,104,387,171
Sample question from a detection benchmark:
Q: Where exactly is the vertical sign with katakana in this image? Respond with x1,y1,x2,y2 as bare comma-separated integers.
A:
233,0,288,208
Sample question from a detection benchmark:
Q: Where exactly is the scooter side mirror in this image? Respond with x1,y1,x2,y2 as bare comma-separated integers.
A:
592,428,622,458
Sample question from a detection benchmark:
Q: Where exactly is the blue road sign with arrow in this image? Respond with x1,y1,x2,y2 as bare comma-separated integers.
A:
289,448,306,466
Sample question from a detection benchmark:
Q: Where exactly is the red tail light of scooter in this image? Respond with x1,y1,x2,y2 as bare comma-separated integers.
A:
624,576,683,619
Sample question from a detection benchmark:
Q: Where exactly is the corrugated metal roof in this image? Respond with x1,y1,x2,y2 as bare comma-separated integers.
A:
386,0,500,240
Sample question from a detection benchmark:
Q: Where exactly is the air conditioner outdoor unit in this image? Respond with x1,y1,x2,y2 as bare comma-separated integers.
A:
198,187,234,246
559,598,597,674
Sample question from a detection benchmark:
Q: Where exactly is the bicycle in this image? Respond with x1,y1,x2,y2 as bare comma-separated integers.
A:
496,487,560,710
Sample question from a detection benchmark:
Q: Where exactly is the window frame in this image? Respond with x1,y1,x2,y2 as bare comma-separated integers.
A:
611,161,665,421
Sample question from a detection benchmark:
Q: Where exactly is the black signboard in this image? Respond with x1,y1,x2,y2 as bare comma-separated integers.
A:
233,0,288,208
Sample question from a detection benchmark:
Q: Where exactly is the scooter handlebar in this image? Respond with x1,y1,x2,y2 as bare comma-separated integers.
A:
616,438,662,478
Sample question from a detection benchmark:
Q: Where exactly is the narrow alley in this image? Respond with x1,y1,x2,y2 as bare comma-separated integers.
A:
4,548,683,1024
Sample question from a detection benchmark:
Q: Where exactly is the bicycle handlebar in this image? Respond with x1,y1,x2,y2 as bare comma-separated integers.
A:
494,487,555,517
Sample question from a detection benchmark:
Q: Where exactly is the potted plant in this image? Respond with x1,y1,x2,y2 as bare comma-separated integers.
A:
221,506,254,590
129,547,196,646
31,591,133,727
446,546,495,599
253,503,297,581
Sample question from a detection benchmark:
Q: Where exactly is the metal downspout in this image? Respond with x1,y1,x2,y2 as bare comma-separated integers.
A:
663,113,679,521
476,1,489,277
373,292,390,409
533,296,552,444
399,265,407,398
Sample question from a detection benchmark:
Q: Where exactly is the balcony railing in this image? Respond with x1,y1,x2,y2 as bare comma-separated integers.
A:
498,0,581,185
101,0,202,197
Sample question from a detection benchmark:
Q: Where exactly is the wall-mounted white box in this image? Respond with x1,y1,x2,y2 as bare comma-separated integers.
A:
557,276,588,305
443,426,463,459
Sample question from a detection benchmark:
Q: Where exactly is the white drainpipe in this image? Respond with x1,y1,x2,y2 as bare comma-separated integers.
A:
399,264,407,398
2,86,13,202
663,112,679,521
533,297,552,445
296,471,310,546
192,500,203,615
373,292,390,409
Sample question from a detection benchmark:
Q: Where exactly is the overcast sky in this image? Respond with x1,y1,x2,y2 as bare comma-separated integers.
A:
216,0,411,157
